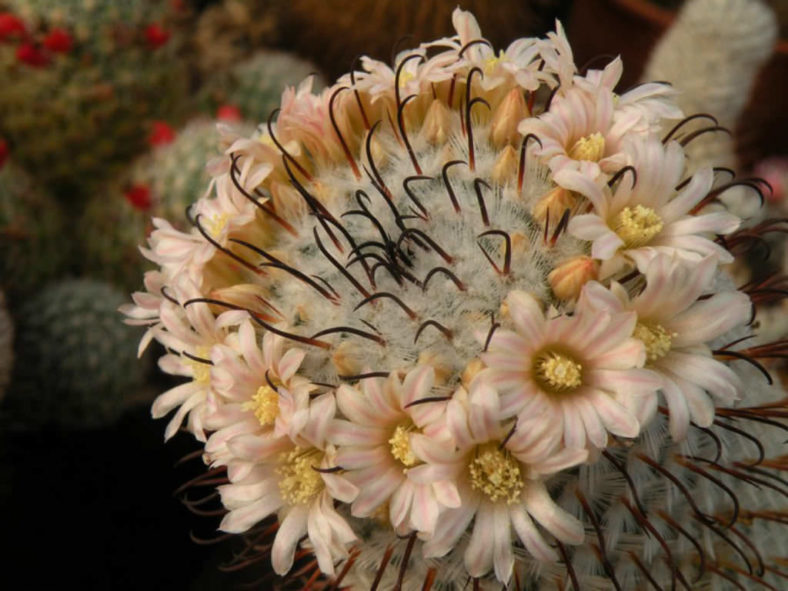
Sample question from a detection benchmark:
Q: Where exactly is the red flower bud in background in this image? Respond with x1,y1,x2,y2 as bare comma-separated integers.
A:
148,121,175,147
216,104,242,122
0,13,26,42
43,28,73,53
16,43,49,67
124,184,152,211
0,139,9,170
144,24,170,49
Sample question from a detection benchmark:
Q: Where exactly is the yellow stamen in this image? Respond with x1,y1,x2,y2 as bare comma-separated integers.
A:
534,350,583,393
483,50,504,74
568,132,606,162
389,423,420,468
185,346,211,384
276,447,324,505
242,384,280,427
206,213,230,238
468,443,523,504
614,205,664,248
398,70,415,88
633,322,675,362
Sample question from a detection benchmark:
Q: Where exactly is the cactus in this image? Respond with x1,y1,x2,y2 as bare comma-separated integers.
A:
6,279,148,429
81,118,253,290
642,0,778,219
0,290,12,400
198,49,325,123
126,8,787,589
0,0,190,197
0,155,68,301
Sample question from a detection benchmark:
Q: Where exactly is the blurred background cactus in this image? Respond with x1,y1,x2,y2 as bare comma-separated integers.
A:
0,146,69,302
4,278,149,429
197,49,325,122
0,0,191,198
80,117,253,290
0,290,12,401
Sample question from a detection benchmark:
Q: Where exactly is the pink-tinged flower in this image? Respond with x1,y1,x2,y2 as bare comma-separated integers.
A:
583,255,751,440
412,386,587,582
480,288,661,449
329,366,459,534
203,322,312,467
218,393,359,577
564,136,740,277
149,278,248,441
536,20,575,90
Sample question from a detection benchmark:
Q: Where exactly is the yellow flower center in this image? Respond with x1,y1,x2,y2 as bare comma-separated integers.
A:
388,423,420,468
206,213,230,238
534,350,583,394
185,346,211,384
613,205,664,248
398,70,415,88
468,443,523,504
483,50,505,74
242,384,280,428
633,322,674,362
276,446,325,505
568,132,606,162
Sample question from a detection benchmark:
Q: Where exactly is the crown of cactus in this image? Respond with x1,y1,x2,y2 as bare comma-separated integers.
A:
198,50,326,123
643,0,778,221
81,118,253,290
0,290,12,400
0,153,68,300
7,279,148,429
124,8,788,589
0,0,190,196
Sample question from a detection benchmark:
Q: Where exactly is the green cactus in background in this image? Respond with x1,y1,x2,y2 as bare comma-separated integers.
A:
5,279,149,429
81,118,252,290
0,0,191,198
0,156,68,301
0,290,12,401
198,49,325,122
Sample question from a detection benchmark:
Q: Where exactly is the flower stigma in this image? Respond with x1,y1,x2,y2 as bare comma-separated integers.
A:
614,205,664,248
276,446,325,505
568,132,606,162
468,443,523,504
534,350,584,394
633,322,674,362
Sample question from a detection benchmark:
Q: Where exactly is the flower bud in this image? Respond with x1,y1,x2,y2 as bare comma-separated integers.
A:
532,186,578,224
548,256,599,301
490,88,529,148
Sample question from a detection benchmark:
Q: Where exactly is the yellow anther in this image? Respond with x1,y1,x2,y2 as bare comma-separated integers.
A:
206,213,230,238
389,423,420,468
186,346,211,384
398,70,415,88
614,205,664,248
568,132,606,162
468,443,523,504
534,350,583,393
276,447,324,505
634,322,675,362
242,384,280,427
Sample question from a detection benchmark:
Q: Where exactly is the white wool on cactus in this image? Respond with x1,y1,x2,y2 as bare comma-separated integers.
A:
124,7,787,589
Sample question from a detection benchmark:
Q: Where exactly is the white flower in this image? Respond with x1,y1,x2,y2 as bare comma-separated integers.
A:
219,392,359,576
565,135,740,277
480,288,661,449
329,365,459,534
582,255,751,440
413,386,587,582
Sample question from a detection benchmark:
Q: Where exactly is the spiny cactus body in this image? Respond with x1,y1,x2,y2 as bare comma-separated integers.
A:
0,159,67,300
0,0,190,197
7,279,148,429
198,49,325,123
125,8,787,590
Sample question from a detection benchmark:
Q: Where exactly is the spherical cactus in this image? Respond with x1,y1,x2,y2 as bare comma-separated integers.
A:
198,50,326,123
81,118,253,290
6,278,149,429
0,290,12,400
125,8,787,589
642,0,778,218
192,0,285,77
0,152,68,300
0,0,190,197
